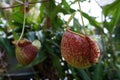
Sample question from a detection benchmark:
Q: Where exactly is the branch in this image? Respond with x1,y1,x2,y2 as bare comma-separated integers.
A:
0,0,49,9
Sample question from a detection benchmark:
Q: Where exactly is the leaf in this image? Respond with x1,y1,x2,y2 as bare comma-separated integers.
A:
72,18,81,33
52,17,64,31
0,37,15,56
93,63,103,80
77,69,91,80
68,66,80,80
12,31,19,40
62,0,71,13
103,0,120,33
103,0,120,16
11,8,24,24
51,54,65,78
82,12,101,29
50,4,62,19
44,42,64,78
61,0,75,14
42,0,56,16
113,26,120,51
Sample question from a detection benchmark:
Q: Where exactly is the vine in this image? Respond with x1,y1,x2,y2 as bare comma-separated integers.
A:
17,0,27,42
66,0,87,35
77,0,87,35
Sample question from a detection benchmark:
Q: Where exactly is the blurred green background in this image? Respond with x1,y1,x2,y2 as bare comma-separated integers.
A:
0,0,120,80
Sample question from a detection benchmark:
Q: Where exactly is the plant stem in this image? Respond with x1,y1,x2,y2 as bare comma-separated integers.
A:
18,0,26,42
77,0,87,35
109,33,116,65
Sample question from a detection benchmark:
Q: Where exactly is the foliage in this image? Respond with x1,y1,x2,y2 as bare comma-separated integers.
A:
0,0,120,80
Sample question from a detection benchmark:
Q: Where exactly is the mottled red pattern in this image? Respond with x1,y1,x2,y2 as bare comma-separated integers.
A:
61,29,100,69
18,39,31,47
14,39,38,66
86,37,100,63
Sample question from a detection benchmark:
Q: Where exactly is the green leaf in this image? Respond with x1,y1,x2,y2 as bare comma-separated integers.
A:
77,69,91,80
61,0,75,14
82,12,101,29
44,42,64,78
42,0,56,16
12,31,19,40
62,0,71,13
0,37,15,56
103,0,120,33
103,0,120,16
51,54,65,78
93,63,103,80
11,9,24,24
68,66,80,80
50,4,62,19
113,26,120,51
72,18,81,33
